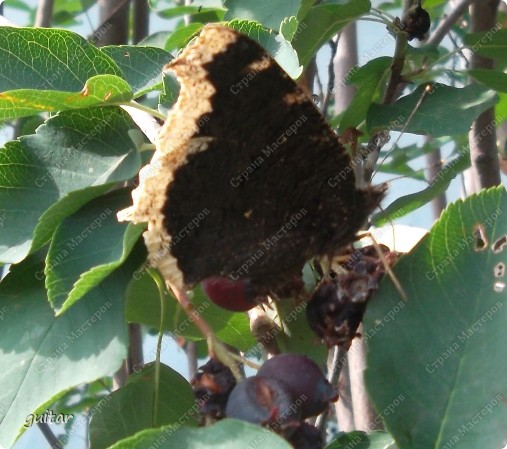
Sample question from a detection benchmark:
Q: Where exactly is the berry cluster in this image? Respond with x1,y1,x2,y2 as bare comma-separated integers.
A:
201,245,397,352
192,354,337,449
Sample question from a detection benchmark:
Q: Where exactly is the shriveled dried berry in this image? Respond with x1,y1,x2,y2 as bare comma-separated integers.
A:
307,245,396,348
191,358,236,424
401,0,431,41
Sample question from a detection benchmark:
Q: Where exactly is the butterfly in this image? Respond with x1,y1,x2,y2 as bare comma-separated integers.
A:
118,24,384,295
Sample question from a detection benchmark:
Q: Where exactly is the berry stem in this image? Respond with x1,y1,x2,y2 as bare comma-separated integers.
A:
149,268,168,427
166,280,259,379
315,346,348,432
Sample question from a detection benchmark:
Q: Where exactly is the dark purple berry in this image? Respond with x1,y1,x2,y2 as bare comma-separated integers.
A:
225,376,301,435
288,423,324,449
257,354,337,419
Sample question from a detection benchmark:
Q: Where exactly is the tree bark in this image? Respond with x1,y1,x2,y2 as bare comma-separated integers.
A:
98,0,130,46
466,0,501,192
133,0,149,44
35,0,54,27
332,23,382,430
335,356,355,430
426,139,447,218
426,0,475,46
348,328,382,430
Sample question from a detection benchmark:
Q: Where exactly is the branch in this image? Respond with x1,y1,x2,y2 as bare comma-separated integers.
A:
35,0,54,27
37,422,63,449
184,341,198,379
315,346,349,432
426,0,476,46
467,0,502,191
133,0,149,44
363,23,408,183
321,38,338,114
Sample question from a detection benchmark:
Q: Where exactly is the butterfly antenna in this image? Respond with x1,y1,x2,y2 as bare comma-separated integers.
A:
372,83,433,180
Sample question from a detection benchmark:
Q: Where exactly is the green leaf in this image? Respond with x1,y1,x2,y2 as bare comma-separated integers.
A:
404,44,441,75
138,31,172,49
366,83,499,137
372,150,470,226
101,46,173,97
153,1,226,21
0,251,130,449
339,57,391,130
272,298,327,365
0,107,141,264
108,419,293,449
46,189,145,314
297,0,315,21
16,114,45,136
468,69,507,93
292,0,371,67
224,0,302,31
3,0,32,13
164,23,204,51
464,29,507,63
0,26,121,92
226,19,302,78
326,431,396,449
51,380,112,424
376,141,443,181
89,363,197,449
159,73,180,114
126,271,256,352
0,74,133,119
52,0,95,25
365,187,507,449
279,16,299,41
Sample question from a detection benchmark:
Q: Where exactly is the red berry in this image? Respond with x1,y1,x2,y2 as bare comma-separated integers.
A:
201,276,261,311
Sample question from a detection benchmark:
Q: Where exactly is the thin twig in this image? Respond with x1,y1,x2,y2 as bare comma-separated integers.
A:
37,423,63,449
184,341,199,379
363,22,408,183
382,24,408,105
165,280,258,379
322,39,338,114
